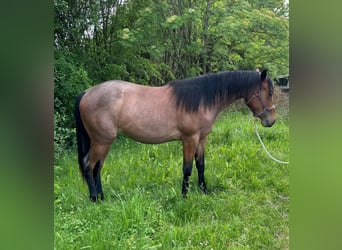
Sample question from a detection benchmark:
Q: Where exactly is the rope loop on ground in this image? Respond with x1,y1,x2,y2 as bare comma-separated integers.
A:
254,120,289,164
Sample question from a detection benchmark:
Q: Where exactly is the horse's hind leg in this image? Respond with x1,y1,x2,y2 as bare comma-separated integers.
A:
84,162,97,202
88,143,110,201
93,161,104,200
93,145,110,200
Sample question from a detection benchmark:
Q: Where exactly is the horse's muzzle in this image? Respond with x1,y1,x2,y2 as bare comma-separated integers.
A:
261,117,276,127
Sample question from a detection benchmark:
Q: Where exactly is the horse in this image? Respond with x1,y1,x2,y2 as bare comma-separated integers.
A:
74,69,276,202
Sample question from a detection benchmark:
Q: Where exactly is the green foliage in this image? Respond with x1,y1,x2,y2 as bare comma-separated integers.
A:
54,54,92,116
54,52,92,162
54,110,75,164
207,0,289,77
55,0,288,83
54,110,289,249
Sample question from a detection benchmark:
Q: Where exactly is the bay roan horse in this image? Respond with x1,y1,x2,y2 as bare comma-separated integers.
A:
74,70,276,201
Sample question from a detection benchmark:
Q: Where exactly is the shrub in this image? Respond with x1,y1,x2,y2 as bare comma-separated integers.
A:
54,53,92,163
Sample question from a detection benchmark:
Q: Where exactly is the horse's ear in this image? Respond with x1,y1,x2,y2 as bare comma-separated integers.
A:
261,69,267,81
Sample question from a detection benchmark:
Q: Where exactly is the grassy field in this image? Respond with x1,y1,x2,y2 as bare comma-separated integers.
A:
54,102,289,249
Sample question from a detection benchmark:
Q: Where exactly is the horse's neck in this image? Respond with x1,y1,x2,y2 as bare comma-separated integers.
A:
216,95,242,114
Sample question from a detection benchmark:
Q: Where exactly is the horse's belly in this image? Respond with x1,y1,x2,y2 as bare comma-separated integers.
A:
121,124,180,144
119,113,181,144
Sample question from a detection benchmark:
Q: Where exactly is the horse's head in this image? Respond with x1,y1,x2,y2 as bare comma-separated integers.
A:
245,70,276,127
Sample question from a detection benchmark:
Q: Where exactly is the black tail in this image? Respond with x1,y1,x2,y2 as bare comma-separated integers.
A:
74,92,90,180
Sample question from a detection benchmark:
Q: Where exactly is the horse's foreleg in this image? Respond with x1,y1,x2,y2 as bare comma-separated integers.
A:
181,135,199,197
195,137,207,193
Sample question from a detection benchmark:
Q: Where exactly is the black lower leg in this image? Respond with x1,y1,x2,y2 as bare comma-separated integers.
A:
85,167,97,202
93,162,104,200
182,162,193,197
195,154,207,193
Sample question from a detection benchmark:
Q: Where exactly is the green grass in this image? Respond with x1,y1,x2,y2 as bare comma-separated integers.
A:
54,110,289,249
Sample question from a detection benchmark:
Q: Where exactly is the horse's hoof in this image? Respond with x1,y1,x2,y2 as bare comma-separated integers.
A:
100,193,105,200
182,189,188,198
90,195,97,202
199,183,207,194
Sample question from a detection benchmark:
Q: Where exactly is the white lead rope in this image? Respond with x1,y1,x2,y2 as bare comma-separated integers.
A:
254,120,289,164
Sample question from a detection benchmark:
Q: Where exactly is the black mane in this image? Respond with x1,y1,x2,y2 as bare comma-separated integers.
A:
169,70,262,112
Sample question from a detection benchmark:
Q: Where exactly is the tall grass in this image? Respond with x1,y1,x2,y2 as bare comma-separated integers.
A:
54,109,289,249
